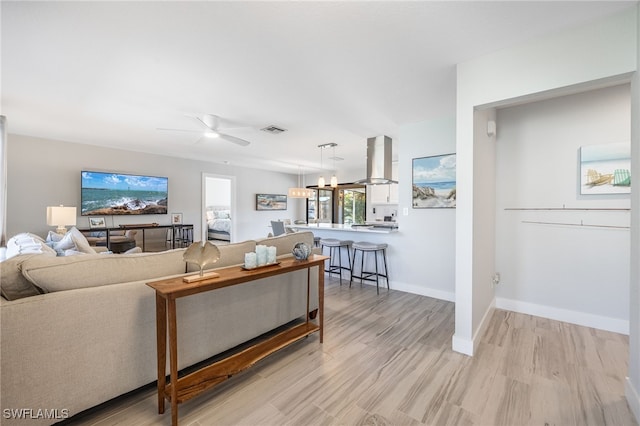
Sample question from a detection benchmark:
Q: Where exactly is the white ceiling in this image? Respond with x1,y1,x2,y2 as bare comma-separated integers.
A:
2,1,636,175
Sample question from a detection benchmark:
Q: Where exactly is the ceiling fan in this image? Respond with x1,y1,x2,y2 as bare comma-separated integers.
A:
158,114,251,147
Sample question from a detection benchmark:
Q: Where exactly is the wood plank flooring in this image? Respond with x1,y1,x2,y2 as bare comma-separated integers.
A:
64,276,636,426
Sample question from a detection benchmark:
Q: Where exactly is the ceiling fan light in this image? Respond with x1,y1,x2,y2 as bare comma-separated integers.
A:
204,131,219,138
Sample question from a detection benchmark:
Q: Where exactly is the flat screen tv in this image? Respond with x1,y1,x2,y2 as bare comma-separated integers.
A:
81,171,168,216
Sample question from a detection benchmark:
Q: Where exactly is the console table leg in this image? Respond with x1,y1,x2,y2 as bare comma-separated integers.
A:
306,269,311,323
155,294,166,414
168,298,179,426
319,265,324,343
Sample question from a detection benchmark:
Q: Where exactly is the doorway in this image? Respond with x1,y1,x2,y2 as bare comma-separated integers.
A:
202,173,235,243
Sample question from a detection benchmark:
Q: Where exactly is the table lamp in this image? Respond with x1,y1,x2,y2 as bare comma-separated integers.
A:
46,205,77,235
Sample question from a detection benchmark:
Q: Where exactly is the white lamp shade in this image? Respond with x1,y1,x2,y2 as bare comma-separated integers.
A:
330,175,338,188
47,206,77,233
318,176,325,188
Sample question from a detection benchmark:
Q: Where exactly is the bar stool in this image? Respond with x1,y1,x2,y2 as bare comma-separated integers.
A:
179,226,193,247
320,238,353,282
350,242,389,294
314,236,321,248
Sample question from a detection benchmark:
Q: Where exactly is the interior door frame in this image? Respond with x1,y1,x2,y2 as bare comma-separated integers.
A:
201,173,236,243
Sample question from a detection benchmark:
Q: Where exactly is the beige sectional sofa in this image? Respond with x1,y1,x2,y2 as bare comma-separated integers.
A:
0,231,318,425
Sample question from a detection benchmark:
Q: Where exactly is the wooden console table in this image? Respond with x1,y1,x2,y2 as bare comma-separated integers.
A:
146,254,328,426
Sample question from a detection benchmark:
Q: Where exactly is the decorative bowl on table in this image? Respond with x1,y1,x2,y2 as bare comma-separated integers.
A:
292,242,311,260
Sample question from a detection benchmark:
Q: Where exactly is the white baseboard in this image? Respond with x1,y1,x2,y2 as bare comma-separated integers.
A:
390,280,455,302
496,297,629,335
452,334,474,356
452,299,495,356
626,378,640,424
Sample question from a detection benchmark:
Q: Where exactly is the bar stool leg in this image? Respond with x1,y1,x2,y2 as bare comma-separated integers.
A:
349,249,356,288
374,250,380,294
383,248,390,291
338,246,343,282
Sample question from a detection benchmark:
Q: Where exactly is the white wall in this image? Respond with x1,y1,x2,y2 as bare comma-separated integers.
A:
6,134,301,243
626,5,640,422
455,8,637,356
205,177,231,207
396,117,456,301
495,84,631,334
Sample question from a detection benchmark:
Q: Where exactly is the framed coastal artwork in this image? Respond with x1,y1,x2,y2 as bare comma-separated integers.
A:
580,142,630,195
256,194,287,211
412,153,456,208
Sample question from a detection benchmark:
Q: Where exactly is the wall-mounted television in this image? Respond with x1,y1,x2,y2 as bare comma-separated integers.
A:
81,171,168,216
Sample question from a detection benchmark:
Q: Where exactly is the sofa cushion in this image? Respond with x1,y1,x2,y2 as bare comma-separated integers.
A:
0,253,53,300
255,231,314,256
186,240,256,272
21,249,188,292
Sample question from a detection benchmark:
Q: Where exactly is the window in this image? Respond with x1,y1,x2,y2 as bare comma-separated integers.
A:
340,188,366,225
307,189,333,223
306,184,366,224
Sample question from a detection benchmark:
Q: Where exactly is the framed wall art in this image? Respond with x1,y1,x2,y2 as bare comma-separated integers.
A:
580,142,630,195
412,153,456,208
256,194,287,211
171,212,183,224
88,216,106,228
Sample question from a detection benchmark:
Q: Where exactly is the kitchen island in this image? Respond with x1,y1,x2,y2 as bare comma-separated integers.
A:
289,223,399,289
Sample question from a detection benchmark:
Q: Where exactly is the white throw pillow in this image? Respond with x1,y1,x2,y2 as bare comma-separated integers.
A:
68,227,96,254
53,227,96,255
5,233,48,259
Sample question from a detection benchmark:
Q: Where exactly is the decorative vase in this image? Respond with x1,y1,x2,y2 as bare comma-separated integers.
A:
292,242,311,260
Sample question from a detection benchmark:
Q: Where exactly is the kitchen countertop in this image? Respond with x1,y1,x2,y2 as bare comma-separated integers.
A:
289,223,399,234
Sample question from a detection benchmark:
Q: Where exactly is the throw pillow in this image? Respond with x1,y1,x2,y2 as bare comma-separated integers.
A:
52,227,96,255
5,233,53,259
46,231,64,243
68,227,96,254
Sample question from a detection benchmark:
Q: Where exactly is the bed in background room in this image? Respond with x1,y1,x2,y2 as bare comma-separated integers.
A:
206,206,231,242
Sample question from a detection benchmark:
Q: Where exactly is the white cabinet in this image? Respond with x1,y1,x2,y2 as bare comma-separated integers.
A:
389,183,399,204
368,183,399,204
367,162,398,205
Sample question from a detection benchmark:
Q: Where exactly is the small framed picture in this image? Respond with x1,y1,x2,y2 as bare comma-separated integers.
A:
171,213,183,225
88,217,106,229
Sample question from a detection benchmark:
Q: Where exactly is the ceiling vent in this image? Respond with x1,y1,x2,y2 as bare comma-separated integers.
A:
261,125,287,134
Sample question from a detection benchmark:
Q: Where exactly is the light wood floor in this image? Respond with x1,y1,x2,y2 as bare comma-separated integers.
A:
65,276,636,426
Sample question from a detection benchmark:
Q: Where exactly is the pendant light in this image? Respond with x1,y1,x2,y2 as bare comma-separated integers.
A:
318,142,337,188
330,144,338,188
288,166,313,198
318,145,325,188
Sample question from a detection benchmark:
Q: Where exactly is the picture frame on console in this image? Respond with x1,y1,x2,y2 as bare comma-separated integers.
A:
171,213,183,224
88,217,106,229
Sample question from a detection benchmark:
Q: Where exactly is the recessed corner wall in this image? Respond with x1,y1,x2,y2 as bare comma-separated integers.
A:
495,84,631,334
455,7,638,355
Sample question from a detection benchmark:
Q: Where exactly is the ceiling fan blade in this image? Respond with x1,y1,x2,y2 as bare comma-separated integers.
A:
157,127,201,134
219,132,251,147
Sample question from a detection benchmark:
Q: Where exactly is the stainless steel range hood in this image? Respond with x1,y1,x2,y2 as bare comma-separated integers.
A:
354,135,397,185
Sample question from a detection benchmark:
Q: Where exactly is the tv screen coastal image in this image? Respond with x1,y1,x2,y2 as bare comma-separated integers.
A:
81,171,168,215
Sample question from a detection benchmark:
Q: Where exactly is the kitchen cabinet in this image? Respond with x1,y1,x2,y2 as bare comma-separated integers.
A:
368,183,398,204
